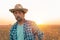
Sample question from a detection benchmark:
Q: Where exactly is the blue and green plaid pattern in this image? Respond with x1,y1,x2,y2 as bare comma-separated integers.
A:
9,20,43,40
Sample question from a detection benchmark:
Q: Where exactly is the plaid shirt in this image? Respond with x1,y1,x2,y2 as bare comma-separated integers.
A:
9,20,43,40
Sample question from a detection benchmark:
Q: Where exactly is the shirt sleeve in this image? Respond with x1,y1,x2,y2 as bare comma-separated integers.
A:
31,21,44,40
37,29,44,40
33,27,44,40
9,26,13,40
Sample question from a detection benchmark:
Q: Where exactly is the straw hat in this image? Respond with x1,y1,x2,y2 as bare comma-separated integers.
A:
9,4,28,13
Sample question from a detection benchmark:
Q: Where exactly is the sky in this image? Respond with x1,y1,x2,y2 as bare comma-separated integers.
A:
0,0,60,25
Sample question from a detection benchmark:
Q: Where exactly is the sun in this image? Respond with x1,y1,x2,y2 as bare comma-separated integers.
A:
34,19,44,25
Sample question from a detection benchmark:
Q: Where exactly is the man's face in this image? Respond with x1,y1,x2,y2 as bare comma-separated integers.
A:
13,10,25,22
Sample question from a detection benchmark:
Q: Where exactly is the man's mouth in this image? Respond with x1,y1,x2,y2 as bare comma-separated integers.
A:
16,16,22,22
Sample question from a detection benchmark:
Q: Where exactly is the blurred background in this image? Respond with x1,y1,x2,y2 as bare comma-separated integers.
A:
0,0,60,40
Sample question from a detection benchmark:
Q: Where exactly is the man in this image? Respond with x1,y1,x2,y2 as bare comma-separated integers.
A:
9,4,43,40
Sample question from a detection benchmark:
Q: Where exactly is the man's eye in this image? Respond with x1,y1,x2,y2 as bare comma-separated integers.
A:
13,12,17,14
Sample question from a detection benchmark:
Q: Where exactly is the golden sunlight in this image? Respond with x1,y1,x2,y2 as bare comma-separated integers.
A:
34,19,44,25
0,0,60,25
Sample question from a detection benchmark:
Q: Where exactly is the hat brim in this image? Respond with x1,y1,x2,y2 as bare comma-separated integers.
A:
9,8,28,13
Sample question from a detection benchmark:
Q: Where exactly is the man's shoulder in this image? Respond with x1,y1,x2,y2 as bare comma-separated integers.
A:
11,22,17,29
25,20,37,26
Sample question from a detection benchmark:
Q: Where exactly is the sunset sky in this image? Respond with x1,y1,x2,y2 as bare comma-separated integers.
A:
0,0,60,25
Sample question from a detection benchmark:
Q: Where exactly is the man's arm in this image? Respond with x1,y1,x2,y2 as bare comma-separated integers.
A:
31,21,44,40
33,27,43,40
9,26,13,40
37,29,44,40
27,20,44,40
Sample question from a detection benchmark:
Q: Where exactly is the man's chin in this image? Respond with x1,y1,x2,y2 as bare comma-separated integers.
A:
17,19,22,22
